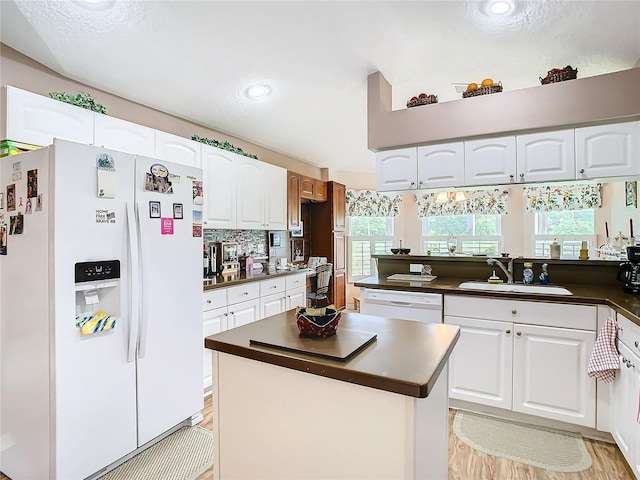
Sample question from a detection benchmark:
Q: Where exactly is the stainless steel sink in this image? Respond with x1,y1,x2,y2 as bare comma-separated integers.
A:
457,282,573,295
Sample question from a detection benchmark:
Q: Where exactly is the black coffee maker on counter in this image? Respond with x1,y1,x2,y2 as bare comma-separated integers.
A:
617,246,640,294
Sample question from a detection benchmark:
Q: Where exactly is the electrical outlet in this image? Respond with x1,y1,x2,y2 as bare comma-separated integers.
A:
409,263,422,273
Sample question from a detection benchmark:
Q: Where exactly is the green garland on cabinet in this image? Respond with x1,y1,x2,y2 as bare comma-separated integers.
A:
48,91,108,115
192,134,258,159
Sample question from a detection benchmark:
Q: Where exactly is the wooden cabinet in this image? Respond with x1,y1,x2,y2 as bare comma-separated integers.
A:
444,295,597,428
154,130,202,167
417,142,465,189
94,114,156,156
464,136,517,186
611,313,640,478
576,120,640,180
2,85,94,147
375,148,417,191
516,129,576,183
287,171,301,230
309,181,347,310
299,175,327,201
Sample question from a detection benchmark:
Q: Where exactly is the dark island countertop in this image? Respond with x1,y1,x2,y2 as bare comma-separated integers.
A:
205,309,460,398
355,275,640,326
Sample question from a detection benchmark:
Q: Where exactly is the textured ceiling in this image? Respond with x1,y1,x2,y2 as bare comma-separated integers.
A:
2,0,639,175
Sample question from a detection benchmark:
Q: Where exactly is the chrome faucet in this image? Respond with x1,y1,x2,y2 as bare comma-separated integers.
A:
486,257,514,284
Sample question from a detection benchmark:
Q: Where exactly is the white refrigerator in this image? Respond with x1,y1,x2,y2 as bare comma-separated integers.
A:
0,139,204,479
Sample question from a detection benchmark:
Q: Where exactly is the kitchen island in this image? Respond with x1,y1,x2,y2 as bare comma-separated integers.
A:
205,309,460,479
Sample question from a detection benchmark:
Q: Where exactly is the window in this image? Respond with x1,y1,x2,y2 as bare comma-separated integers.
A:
533,209,595,256
348,217,394,281
421,214,501,255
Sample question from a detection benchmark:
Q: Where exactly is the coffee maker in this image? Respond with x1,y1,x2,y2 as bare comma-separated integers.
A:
617,246,640,294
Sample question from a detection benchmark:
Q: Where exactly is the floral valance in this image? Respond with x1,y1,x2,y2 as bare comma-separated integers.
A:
346,190,402,217
523,184,602,212
416,189,509,217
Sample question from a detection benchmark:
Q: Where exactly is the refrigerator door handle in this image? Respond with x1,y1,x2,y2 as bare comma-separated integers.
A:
136,200,149,359
126,201,140,363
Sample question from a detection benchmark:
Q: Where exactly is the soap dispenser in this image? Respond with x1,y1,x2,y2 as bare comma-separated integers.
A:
550,239,561,259
539,263,549,285
523,262,534,284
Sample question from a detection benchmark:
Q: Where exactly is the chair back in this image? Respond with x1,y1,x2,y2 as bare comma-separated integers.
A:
314,263,333,297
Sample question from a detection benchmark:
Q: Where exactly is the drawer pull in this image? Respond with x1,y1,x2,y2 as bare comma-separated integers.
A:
516,331,522,336
206,299,212,304
506,329,511,334
243,292,248,295
511,310,517,315
635,340,639,348
272,285,277,289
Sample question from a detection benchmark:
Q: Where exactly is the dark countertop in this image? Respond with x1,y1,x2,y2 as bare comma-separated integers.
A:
203,268,311,291
355,276,640,326
205,309,460,398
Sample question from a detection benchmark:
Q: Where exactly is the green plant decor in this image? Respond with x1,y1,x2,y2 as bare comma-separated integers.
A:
192,134,258,159
48,91,108,115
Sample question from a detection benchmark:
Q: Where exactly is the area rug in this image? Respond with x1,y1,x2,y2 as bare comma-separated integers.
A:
453,410,592,473
98,426,214,480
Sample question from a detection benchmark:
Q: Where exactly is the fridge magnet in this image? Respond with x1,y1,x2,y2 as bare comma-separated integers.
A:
6,184,15,211
169,173,181,184
35,194,43,212
95,209,116,224
18,196,23,208
96,154,116,198
25,198,32,214
192,180,203,205
192,225,202,237
173,203,183,219
192,209,202,225
9,213,23,235
12,161,21,181
625,181,637,209
161,217,174,235
0,223,6,255
149,201,161,218
27,169,38,198
145,164,173,194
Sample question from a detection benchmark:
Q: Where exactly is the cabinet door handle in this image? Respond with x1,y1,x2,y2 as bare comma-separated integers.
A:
635,340,639,348
206,299,212,304
519,173,525,181
516,331,522,336
506,329,511,334
579,168,585,174
410,181,415,186
511,310,517,315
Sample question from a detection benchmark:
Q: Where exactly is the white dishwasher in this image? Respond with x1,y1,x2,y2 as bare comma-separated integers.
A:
360,288,443,323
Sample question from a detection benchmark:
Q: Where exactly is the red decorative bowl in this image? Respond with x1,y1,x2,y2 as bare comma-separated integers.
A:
296,308,341,338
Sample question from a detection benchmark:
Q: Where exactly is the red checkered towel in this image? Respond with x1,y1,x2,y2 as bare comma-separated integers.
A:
588,318,619,382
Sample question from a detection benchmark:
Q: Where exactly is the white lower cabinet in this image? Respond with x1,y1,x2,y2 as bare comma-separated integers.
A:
444,295,597,428
286,287,306,310
611,313,640,478
202,306,227,394
228,299,260,329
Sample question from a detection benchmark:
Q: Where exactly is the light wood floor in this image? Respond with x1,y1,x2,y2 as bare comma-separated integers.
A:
1,395,634,480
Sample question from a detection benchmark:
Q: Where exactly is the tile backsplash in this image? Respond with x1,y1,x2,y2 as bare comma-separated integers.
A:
203,229,290,262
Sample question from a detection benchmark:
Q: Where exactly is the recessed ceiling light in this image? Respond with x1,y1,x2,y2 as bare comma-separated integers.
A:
484,0,515,16
245,84,271,99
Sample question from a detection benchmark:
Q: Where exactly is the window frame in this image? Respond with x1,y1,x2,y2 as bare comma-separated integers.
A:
347,216,395,282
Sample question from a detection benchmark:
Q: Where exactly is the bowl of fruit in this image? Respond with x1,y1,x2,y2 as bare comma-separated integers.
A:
462,78,503,98
540,65,578,85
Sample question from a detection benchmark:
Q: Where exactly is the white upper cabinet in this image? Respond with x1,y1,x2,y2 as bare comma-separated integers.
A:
236,156,287,230
154,130,202,167
516,129,575,183
375,148,417,191
201,144,237,229
94,114,155,156
2,85,94,147
417,142,464,189
575,121,640,180
262,162,287,231
464,136,517,186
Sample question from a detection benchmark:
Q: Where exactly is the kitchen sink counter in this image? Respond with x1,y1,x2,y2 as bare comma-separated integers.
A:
355,275,640,326
203,268,309,291
205,309,459,479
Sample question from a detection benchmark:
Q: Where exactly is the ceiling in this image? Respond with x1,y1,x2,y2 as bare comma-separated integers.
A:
1,1,639,175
